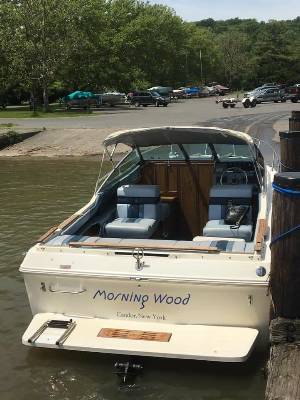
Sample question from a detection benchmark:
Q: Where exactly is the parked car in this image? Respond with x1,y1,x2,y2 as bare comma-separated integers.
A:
214,85,230,96
244,85,279,98
198,86,211,97
242,87,286,108
129,91,169,107
172,88,188,99
183,87,201,98
254,88,286,103
285,84,300,103
172,87,200,99
148,86,173,100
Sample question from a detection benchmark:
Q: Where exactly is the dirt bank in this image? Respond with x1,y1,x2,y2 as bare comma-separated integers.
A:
0,128,128,157
0,128,41,150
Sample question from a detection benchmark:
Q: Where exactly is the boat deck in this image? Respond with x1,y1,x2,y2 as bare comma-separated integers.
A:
23,312,258,362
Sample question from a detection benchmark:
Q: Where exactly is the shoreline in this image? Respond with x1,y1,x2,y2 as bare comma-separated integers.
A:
0,127,129,158
0,109,290,159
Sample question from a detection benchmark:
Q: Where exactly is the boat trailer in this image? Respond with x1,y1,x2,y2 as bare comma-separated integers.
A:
216,97,240,108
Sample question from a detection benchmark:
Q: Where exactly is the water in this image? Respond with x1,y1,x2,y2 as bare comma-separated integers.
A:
0,158,266,400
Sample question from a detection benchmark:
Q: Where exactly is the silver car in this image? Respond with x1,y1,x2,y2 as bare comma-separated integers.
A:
243,88,286,108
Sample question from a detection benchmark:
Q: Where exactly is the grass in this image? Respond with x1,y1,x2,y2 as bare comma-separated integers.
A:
0,105,95,118
2,130,22,144
0,122,16,128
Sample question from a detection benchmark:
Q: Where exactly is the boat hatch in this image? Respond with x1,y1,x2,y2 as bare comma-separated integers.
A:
23,313,258,362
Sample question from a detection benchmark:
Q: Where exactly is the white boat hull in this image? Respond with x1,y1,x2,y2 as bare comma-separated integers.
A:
22,257,270,359
24,273,269,326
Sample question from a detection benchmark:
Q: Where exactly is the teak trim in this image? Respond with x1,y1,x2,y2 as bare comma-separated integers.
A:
58,213,82,230
98,328,172,342
37,212,82,243
255,218,268,252
69,241,220,253
37,225,59,243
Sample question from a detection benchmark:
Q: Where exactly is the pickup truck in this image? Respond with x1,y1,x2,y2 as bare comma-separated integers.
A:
285,84,300,103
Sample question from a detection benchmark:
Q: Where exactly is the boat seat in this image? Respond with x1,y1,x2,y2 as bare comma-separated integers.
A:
105,185,161,239
203,184,253,242
203,220,252,242
193,236,249,253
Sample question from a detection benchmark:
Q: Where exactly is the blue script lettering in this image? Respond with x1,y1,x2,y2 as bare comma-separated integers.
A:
154,293,191,306
93,289,149,310
93,289,191,309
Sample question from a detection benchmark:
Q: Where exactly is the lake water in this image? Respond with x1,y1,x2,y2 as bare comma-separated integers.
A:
0,158,266,400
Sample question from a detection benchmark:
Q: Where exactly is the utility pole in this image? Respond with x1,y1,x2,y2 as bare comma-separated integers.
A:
199,49,203,84
185,52,188,85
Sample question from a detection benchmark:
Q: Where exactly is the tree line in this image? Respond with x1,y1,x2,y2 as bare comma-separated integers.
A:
0,0,299,110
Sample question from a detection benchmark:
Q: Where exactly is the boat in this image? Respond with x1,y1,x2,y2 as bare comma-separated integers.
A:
100,92,126,106
20,126,275,363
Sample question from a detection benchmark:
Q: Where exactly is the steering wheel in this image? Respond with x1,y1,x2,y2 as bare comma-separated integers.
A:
220,167,248,185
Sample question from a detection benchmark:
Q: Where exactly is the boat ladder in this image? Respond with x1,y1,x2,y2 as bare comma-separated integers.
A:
28,319,76,346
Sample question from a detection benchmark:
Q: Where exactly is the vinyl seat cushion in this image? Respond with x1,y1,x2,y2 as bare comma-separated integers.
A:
105,218,159,239
203,219,253,242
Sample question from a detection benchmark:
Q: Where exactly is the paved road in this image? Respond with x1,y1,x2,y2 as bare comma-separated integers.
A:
201,109,290,164
0,97,297,129
0,97,298,157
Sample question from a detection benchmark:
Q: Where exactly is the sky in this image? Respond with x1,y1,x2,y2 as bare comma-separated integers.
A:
147,0,300,21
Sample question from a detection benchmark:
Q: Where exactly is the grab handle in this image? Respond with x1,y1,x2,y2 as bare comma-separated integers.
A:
49,285,87,294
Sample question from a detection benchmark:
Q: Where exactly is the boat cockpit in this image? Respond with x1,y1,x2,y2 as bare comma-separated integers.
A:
47,127,266,254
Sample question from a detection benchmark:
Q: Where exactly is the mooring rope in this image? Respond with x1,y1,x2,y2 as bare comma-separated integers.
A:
269,183,300,248
272,182,300,197
270,224,300,248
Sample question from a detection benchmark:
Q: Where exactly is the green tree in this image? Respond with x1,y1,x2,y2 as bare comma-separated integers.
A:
217,29,252,88
7,0,78,110
183,23,220,85
254,21,300,84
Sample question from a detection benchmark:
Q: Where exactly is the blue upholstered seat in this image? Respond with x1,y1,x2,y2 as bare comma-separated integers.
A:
105,185,161,239
203,185,253,242
203,220,253,242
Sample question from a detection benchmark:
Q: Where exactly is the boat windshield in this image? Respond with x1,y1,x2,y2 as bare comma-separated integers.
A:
96,141,256,193
139,144,213,160
182,144,213,159
139,143,252,161
140,145,185,160
214,144,253,161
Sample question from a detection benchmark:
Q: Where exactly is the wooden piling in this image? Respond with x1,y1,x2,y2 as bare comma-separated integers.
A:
269,173,300,317
266,111,300,400
279,111,300,172
279,131,300,171
289,110,300,131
